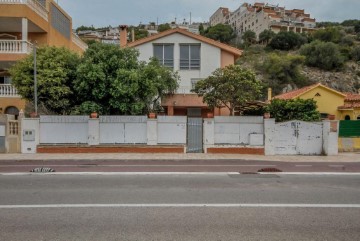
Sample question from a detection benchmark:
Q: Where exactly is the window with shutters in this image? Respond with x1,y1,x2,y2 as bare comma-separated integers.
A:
180,44,201,70
153,44,174,68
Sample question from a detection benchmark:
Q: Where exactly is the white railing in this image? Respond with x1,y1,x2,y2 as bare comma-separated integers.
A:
72,33,88,51
0,0,48,20
0,84,20,97
0,40,33,54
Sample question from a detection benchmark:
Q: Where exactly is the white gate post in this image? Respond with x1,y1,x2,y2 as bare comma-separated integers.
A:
147,118,158,145
264,118,276,156
322,120,339,156
203,118,214,153
88,118,100,146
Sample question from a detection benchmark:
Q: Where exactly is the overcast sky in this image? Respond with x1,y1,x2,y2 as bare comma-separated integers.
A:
57,0,360,28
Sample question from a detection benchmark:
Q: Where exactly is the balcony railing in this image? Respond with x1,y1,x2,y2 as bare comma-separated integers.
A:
0,40,33,54
0,0,48,20
72,33,88,51
0,84,20,97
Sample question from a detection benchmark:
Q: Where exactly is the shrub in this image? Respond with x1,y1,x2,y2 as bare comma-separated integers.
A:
312,27,344,43
268,31,307,50
300,41,345,70
266,98,321,122
261,53,308,93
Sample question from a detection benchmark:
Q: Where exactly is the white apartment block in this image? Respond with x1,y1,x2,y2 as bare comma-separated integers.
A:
210,3,316,40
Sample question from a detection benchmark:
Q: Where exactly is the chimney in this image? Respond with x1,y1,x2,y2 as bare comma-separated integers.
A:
119,25,128,48
267,88,272,101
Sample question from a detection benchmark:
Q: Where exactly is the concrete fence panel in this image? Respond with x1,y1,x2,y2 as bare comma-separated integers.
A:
39,116,88,144
157,116,187,144
99,116,147,144
214,116,264,145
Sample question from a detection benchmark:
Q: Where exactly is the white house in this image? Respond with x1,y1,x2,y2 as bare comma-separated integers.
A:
124,27,242,117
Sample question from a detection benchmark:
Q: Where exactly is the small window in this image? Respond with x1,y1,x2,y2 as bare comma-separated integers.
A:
345,115,351,120
0,76,11,84
153,44,174,68
357,115,360,120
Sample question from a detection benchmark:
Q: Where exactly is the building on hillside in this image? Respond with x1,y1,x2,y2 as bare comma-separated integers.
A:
0,0,87,117
122,27,242,117
77,26,120,45
210,2,316,40
209,7,230,26
273,83,360,120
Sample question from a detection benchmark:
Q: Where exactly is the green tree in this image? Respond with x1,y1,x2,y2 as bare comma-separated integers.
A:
261,53,308,94
202,24,235,44
341,19,360,27
266,98,321,122
268,31,307,50
157,23,171,32
316,22,340,28
9,46,80,115
192,65,263,116
73,43,179,115
300,40,345,70
76,25,96,33
129,27,149,41
199,23,205,35
242,30,257,46
259,29,275,44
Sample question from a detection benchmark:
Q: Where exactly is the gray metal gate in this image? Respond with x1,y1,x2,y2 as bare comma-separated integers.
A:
187,118,203,153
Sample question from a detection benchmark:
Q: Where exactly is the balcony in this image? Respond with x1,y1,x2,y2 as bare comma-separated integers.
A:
0,40,33,54
0,0,48,21
0,84,20,97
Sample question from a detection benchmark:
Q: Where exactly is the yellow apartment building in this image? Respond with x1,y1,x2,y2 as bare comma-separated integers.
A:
0,0,87,117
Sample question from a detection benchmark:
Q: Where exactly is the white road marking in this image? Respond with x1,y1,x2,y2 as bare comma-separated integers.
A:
0,204,359,209
295,165,313,167
0,164,276,167
1,172,360,176
329,165,345,167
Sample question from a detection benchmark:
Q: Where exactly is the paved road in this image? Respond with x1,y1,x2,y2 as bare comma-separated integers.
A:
0,174,360,240
1,159,360,173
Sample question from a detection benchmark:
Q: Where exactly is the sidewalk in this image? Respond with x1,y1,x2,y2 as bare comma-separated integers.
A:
0,152,359,163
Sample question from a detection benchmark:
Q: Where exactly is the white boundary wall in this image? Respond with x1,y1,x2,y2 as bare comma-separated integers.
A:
20,116,338,155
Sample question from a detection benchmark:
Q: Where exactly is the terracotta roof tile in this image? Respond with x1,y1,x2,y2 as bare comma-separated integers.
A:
345,93,360,101
274,83,347,100
338,103,360,109
273,83,320,100
127,28,243,58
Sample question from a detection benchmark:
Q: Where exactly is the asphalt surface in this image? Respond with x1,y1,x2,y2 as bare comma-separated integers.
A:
1,159,360,173
0,174,360,240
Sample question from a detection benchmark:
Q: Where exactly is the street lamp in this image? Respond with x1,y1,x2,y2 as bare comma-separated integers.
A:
33,41,37,116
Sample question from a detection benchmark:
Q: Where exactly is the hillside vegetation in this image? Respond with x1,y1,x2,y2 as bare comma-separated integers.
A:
229,20,360,96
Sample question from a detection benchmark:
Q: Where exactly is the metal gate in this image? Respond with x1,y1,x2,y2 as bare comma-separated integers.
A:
187,118,203,153
0,124,5,153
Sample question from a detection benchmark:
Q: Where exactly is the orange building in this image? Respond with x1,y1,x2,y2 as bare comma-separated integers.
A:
0,0,87,117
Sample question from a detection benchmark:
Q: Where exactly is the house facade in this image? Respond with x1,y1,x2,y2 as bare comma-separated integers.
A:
126,27,242,117
274,83,360,120
0,0,87,117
